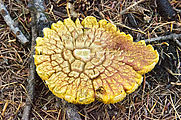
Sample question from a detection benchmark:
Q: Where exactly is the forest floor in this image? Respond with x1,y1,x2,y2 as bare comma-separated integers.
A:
0,0,181,120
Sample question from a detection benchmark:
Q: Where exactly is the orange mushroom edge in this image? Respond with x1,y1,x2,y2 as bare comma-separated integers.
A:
34,16,159,104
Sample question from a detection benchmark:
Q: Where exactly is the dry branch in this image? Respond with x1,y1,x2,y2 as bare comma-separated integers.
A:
0,0,29,45
66,103,82,120
143,33,181,47
21,6,37,120
33,0,49,36
21,0,42,119
22,0,49,119
120,0,145,15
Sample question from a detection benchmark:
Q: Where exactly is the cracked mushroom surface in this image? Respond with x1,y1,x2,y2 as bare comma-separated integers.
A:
34,16,159,104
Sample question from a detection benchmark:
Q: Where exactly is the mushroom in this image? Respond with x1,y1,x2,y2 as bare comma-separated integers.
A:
34,16,159,104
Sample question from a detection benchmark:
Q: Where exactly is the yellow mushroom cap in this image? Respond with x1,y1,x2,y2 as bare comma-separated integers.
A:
34,16,159,104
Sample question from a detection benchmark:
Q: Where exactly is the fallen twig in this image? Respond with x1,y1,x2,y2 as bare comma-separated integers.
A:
115,22,146,34
120,0,145,15
33,0,49,36
21,5,36,120
169,95,181,120
22,0,49,119
171,82,181,86
173,38,181,48
143,33,181,47
21,0,40,119
0,0,29,45
66,103,82,120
